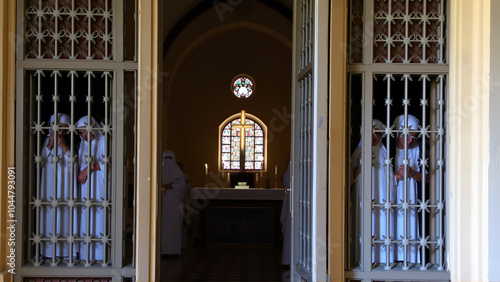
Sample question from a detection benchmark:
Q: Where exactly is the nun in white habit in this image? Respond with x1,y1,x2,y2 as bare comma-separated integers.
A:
350,119,396,265
393,114,426,264
40,113,78,259
76,115,107,261
161,150,190,255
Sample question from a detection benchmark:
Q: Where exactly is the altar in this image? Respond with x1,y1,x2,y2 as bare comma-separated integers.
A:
190,187,286,245
191,187,285,200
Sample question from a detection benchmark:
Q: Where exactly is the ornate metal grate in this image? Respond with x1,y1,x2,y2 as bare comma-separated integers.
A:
25,0,113,60
28,70,113,267
373,0,446,64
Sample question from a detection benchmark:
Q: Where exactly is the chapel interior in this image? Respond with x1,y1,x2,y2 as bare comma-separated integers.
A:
160,1,293,280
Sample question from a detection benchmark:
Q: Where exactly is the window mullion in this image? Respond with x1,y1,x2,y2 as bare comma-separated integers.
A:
103,71,111,266
112,69,125,274
383,73,394,269
437,75,446,270
363,0,374,65
49,70,60,266
114,0,124,62
34,71,43,264
419,74,428,270
361,70,373,272
69,70,78,266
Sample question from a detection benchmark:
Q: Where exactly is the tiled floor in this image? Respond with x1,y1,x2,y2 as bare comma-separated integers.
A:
159,242,289,282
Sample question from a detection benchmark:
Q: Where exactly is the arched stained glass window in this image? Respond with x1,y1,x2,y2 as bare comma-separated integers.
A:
232,75,255,98
219,110,267,171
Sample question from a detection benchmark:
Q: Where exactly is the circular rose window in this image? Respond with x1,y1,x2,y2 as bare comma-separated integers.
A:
231,75,255,98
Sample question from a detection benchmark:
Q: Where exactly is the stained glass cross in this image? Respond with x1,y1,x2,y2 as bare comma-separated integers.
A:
233,110,254,170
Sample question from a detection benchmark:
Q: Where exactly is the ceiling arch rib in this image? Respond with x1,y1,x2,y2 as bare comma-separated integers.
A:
163,0,292,59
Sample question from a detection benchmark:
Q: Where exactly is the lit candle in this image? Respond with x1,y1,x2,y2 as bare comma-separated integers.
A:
205,163,208,175
275,165,278,175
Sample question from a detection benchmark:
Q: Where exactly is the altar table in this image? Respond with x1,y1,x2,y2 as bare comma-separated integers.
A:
190,188,286,245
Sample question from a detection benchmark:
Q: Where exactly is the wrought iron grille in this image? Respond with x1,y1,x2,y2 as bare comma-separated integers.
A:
28,70,112,267
25,0,113,60
347,72,449,279
296,0,314,278
298,73,313,276
346,0,449,281
16,0,137,280
349,0,447,64
373,0,446,63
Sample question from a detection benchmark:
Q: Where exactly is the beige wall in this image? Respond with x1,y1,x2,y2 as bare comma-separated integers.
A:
449,0,490,280
328,1,347,280
489,0,500,280
136,0,160,280
0,0,16,281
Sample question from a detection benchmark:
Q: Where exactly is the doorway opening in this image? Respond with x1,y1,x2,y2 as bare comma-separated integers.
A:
160,1,293,281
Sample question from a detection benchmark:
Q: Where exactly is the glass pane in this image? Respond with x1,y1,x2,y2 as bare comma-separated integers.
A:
221,115,266,172
122,71,136,267
124,0,137,61
347,73,363,270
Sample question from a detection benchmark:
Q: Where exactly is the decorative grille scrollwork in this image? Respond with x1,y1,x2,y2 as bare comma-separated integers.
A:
25,0,113,60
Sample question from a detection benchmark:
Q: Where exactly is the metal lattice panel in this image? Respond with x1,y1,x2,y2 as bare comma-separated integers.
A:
29,70,112,267
17,1,137,280
349,0,364,64
347,72,448,280
295,0,315,277
373,0,446,64
370,74,447,271
298,73,313,276
300,0,313,69
346,2,449,280
25,0,113,60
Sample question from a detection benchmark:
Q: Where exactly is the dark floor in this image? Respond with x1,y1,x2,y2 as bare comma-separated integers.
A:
159,242,289,282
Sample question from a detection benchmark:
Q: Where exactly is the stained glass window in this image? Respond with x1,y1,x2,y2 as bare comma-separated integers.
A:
231,75,255,98
220,111,266,171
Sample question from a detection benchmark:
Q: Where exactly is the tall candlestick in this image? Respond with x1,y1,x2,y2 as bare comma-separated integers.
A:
275,165,278,189
205,163,208,187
